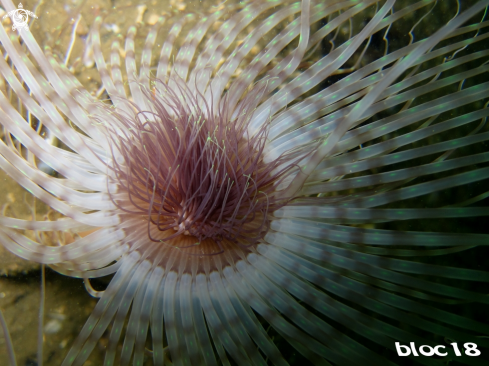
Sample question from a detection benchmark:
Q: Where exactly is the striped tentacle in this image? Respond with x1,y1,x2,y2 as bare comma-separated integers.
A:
265,30,489,155
304,151,489,194
41,45,114,151
110,36,126,98
0,123,107,197
130,266,165,366
118,268,151,366
188,0,290,96
260,0,391,139
308,133,489,193
236,259,394,366
0,120,106,190
210,270,271,365
90,16,123,99
274,80,489,190
218,265,289,366
55,247,125,274
140,16,167,88
248,0,312,105
260,0,438,134
189,277,220,366
121,16,168,121
250,0,396,134
205,0,306,109
264,231,489,302
196,271,254,366
0,81,108,186
103,260,152,366
227,0,338,114
169,7,235,84
125,26,148,111
265,32,489,151
0,57,110,191
257,244,489,346
54,148,105,176
163,270,190,366
0,47,104,158
0,148,116,225
60,252,142,366
285,1,489,196
266,21,488,157
270,217,489,247
223,263,352,365
177,273,204,366
0,138,113,210
90,16,134,118
308,116,489,183
114,245,168,365
0,215,89,231
333,167,489,210
274,205,489,224
156,14,195,81
51,260,123,281
246,252,452,365
150,250,181,365
0,226,123,264
1,0,107,149
330,72,489,154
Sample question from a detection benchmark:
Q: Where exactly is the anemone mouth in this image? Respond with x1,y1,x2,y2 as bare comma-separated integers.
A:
106,77,304,255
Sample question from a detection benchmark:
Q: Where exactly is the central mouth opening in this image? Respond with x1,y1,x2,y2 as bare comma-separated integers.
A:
105,79,304,255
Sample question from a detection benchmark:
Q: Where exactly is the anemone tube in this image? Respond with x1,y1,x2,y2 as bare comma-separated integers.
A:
0,0,489,365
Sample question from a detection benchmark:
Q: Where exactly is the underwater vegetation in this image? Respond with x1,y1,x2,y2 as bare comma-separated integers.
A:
0,0,489,365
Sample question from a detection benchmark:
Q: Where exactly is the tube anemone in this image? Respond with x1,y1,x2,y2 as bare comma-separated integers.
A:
0,0,488,365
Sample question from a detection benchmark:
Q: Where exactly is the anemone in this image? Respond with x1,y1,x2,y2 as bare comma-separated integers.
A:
0,0,488,365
